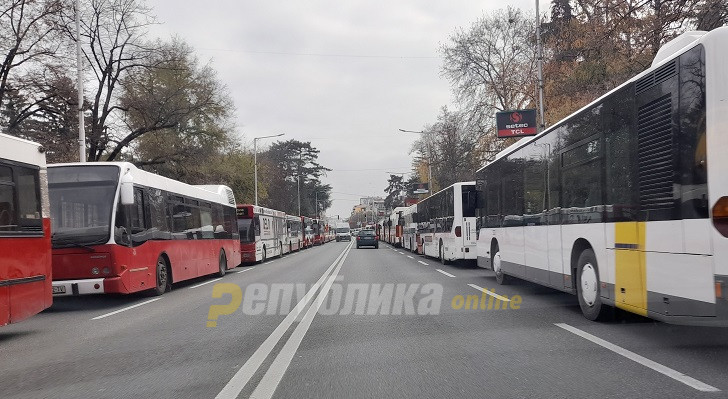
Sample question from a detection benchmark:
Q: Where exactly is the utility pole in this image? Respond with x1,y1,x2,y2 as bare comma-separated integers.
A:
75,0,85,162
253,133,284,205
536,0,545,131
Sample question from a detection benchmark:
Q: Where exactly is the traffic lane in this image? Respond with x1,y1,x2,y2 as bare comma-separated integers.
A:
416,245,728,394
274,242,723,399
0,242,349,399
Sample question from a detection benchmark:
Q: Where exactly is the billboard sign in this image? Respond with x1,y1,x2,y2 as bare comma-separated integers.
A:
411,182,429,194
496,109,537,138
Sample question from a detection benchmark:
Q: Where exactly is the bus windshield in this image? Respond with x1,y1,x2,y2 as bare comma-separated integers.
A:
48,166,120,248
237,218,255,243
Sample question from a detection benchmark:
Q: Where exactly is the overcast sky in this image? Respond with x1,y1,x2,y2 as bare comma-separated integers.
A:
150,0,547,218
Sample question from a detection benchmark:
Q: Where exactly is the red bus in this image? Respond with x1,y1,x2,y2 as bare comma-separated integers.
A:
49,162,241,296
0,133,52,326
312,218,325,245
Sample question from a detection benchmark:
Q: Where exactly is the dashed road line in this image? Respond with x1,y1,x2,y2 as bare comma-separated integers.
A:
418,260,429,266
234,268,254,274
91,298,161,320
188,277,223,289
436,269,456,278
467,283,511,302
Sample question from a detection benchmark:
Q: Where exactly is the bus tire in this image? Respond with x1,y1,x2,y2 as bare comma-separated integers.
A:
152,255,171,296
279,241,283,258
262,245,267,263
217,249,227,277
492,245,509,285
576,249,612,321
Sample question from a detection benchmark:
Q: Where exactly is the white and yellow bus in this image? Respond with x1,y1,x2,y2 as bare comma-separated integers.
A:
475,28,728,325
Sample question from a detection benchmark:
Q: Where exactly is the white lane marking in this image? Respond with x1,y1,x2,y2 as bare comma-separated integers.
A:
215,242,353,399
397,251,404,254
234,268,254,274
555,323,720,392
267,260,276,264
188,277,223,289
418,260,428,265
91,298,161,320
436,269,456,278
250,244,352,398
407,255,414,259
467,283,511,302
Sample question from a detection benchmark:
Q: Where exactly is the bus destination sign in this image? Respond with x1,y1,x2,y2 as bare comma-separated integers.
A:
496,109,537,138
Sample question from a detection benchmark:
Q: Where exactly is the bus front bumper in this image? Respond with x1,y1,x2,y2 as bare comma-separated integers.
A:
52,278,106,296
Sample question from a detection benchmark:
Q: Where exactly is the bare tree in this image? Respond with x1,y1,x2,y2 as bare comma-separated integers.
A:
0,0,63,120
61,0,158,161
440,7,538,127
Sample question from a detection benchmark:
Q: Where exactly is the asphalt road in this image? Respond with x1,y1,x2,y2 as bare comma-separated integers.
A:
2,241,728,399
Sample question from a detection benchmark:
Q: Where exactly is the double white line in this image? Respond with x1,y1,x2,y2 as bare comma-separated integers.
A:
215,241,353,399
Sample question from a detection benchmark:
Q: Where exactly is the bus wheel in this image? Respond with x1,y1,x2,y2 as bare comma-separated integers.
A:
439,240,449,265
493,246,509,285
577,249,612,321
262,245,267,263
153,255,171,296
217,250,227,277
279,241,284,258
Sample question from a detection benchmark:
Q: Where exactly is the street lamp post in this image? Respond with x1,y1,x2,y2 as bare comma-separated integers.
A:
253,133,284,205
399,129,432,196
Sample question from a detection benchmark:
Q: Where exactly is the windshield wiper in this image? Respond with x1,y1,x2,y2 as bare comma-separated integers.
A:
51,234,106,252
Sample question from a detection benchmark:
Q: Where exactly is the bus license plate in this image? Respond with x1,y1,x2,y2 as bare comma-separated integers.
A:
52,286,66,295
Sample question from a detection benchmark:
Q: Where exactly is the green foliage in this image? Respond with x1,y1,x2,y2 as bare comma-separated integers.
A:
259,139,332,216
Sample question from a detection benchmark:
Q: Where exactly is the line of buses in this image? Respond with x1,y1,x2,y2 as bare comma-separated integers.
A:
0,132,336,326
2,28,727,326
377,28,728,325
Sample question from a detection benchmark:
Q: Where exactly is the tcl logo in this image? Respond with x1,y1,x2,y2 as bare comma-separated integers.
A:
510,112,523,123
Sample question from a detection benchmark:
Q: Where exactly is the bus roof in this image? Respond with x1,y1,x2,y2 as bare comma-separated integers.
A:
0,132,46,167
49,162,235,207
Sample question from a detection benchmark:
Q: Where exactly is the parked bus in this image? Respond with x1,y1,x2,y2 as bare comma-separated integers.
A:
475,29,728,325
0,133,52,326
416,182,478,264
401,204,418,253
49,162,240,296
302,216,315,248
287,214,304,252
312,218,325,245
386,207,408,247
237,204,289,263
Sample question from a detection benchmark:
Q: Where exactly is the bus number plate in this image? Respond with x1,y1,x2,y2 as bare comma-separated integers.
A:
52,286,66,295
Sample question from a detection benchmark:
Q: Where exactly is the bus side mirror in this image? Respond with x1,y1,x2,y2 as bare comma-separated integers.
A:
120,170,134,205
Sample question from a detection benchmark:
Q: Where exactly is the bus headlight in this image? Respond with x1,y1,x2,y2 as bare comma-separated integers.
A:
91,267,100,275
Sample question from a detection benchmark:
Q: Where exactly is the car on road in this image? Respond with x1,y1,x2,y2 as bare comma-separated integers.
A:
356,229,378,249
335,223,351,242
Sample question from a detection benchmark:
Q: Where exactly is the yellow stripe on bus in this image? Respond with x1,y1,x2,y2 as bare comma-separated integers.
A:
614,222,648,316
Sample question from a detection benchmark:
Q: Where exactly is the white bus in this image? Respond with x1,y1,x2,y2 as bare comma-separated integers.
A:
401,204,418,253
416,182,478,264
286,214,304,252
237,204,289,263
475,29,728,325
385,206,408,247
